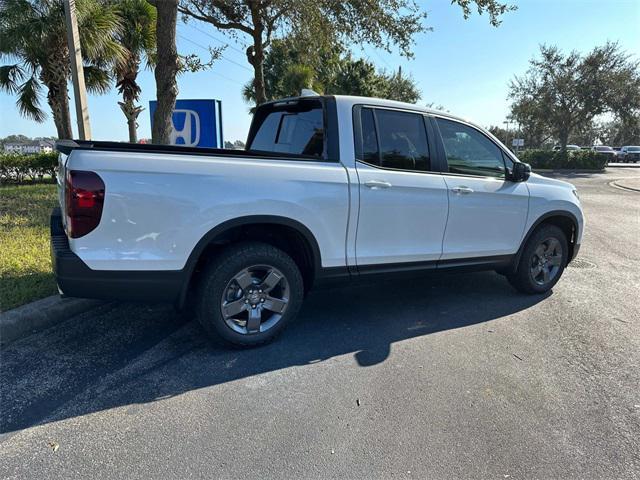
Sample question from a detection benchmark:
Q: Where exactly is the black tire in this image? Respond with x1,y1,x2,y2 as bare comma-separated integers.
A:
195,242,304,347
507,224,568,294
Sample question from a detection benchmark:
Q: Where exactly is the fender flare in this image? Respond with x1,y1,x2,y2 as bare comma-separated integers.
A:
177,215,323,307
510,210,579,272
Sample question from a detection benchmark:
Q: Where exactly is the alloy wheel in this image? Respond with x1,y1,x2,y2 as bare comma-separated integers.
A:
530,237,563,286
220,265,290,335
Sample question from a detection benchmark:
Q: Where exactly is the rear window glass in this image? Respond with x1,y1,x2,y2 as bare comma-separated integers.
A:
248,100,324,157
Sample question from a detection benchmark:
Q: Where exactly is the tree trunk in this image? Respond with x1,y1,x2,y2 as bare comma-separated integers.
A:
247,3,267,105
151,0,179,145
249,44,267,105
558,129,569,152
49,82,74,139
41,59,73,139
127,115,138,143
119,100,142,143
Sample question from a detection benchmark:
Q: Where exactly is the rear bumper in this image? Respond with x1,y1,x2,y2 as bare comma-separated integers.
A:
50,208,185,303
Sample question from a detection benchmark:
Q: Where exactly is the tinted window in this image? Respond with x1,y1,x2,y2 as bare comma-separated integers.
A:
436,118,505,178
365,109,430,171
249,100,324,157
358,108,379,164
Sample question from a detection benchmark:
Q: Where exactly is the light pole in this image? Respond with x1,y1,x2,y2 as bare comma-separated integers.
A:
64,0,91,140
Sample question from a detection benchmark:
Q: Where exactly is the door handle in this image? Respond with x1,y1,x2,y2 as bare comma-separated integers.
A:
451,186,474,194
364,180,392,189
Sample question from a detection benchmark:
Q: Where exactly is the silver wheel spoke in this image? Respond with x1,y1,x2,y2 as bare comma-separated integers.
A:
548,255,562,266
260,270,282,292
221,264,290,335
246,307,262,333
542,266,550,283
222,299,246,318
546,238,560,253
234,271,254,291
263,296,287,314
534,244,546,258
531,264,543,277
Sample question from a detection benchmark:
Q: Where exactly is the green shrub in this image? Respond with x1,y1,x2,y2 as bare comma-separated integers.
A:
0,151,58,184
518,149,608,170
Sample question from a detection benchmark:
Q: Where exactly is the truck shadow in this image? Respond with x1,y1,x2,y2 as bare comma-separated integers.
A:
1,271,550,436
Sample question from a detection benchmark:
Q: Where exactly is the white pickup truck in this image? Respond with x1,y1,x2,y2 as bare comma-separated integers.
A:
51,94,584,346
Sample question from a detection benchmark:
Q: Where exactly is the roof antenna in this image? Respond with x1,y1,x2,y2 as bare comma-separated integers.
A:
300,89,319,97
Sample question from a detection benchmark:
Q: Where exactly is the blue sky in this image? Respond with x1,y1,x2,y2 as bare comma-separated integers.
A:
1,0,638,142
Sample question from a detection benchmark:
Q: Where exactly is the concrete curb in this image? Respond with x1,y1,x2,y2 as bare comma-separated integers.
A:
607,163,640,168
534,168,605,173
611,179,640,193
0,295,103,345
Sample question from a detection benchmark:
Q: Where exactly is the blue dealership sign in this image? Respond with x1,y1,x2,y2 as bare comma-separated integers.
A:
149,99,223,148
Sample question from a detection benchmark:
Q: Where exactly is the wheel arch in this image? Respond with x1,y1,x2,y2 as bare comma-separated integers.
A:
511,210,579,273
177,215,323,308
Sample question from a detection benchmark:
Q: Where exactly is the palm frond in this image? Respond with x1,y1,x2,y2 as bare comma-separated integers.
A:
16,75,46,122
83,65,112,94
0,64,26,93
77,0,126,64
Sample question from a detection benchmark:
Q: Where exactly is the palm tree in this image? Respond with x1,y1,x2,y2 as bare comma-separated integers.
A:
114,0,156,143
0,0,123,139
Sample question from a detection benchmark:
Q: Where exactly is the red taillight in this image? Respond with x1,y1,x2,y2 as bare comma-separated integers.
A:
65,170,105,238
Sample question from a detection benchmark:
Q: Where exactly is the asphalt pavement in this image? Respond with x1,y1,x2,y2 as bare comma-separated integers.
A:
1,168,639,479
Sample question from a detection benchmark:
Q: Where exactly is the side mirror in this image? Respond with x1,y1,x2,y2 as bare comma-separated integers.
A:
512,162,531,182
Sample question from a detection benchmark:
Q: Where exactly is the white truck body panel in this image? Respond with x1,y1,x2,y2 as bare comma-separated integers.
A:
58,95,584,277
68,149,350,270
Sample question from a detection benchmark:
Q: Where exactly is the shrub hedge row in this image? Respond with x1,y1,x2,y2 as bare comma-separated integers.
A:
517,149,608,170
0,152,58,183
0,148,609,184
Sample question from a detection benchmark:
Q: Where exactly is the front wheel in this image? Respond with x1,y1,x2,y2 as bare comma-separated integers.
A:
196,242,304,347
507,225,568,294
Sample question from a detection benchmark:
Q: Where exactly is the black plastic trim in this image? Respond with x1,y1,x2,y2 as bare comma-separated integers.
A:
512,210,580,271
356,254,513,277
50,208,185,303
177,215,326,307
56,139,335,164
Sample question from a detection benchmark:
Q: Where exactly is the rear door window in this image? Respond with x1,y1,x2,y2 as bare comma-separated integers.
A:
356,107,431,172
249,100,324,157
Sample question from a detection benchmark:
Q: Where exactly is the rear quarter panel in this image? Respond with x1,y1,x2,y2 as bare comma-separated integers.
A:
65,150,350,271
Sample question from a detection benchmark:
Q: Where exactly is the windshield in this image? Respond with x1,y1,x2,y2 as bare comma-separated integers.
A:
626,146,640,152
595,146,613,151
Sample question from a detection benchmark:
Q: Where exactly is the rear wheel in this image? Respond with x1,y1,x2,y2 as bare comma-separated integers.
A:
507,225,568,294
196,242,304,347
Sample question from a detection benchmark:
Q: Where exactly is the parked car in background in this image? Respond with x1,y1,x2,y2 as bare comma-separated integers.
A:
592,145,617,162
619,146,640,163
553,145,582,152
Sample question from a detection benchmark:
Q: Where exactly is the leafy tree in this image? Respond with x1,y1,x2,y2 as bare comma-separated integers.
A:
598,117,640,146
241,36,420,104
113,0,156,143
508,42,640,151
180,0,512,106
181,1,423,105
487,125,513,147
0,0,123,139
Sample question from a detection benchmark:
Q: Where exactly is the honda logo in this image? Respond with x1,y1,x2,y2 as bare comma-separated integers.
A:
170,109,201,147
